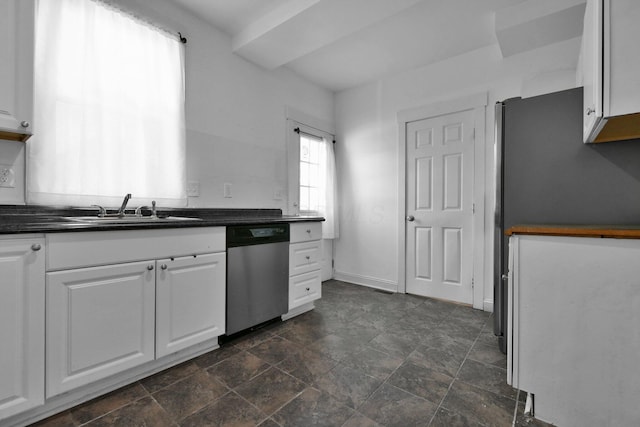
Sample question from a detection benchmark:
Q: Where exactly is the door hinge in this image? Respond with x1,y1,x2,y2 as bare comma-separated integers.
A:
472,277,475,288
332,259,334,268
472,203,475,214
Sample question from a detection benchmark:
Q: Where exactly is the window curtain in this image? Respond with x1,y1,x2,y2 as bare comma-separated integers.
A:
319,137,339,239
29,0,186,207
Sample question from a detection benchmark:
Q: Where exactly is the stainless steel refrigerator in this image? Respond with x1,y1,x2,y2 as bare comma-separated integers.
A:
494,87,640,353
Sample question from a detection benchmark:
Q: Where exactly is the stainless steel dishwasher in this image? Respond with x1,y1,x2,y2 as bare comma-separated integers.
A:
226,223,289,336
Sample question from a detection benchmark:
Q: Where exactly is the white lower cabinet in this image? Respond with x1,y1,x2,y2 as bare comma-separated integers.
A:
0,237,45,421
46,261,156,397
45,227,226,399
287,222,322,314
508,234,640,427
156,253,225,358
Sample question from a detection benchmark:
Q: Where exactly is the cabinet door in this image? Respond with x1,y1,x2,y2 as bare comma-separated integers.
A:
0,238,44,421
0,0,34,138
582,0,604,142
46,261,155,397
156,253,225,358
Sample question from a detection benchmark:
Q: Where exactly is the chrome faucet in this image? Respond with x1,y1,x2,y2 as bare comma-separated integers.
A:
134,200,157,218
91,204,107,217
117,193,132,217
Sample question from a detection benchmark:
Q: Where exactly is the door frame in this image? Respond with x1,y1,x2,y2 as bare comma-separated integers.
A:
397,92,487,309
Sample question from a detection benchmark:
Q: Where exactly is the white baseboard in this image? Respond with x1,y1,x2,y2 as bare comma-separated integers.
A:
333,271,397,293
483,298,494,313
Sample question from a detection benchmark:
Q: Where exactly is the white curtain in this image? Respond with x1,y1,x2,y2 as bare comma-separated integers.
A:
29,0,186,207
319,137,339,239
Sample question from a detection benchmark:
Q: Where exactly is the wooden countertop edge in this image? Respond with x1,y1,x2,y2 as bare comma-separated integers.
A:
506,226,640,239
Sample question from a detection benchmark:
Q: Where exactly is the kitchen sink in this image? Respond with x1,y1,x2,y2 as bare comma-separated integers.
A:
64,216,202,224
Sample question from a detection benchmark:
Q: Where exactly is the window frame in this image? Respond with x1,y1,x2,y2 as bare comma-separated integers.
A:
28,0,187,208
286,119,334,216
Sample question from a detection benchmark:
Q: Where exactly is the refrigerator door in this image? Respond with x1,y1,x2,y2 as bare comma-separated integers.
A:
493,102,507,354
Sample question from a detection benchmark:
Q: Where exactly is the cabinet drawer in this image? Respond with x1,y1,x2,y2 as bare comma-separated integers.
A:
289,270,322,309
289,241,322,276
47,227,225,271
290,222,322,243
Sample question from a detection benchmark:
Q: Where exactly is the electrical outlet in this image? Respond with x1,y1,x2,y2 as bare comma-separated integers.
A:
0,165,15,188
273,188,284,200
187,181,200,197
223,183,232,198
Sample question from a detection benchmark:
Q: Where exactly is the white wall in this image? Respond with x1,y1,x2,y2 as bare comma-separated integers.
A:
0,0,334,209
334,37,582,309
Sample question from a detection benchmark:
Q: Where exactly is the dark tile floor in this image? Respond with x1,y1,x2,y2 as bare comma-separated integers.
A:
31,280,552,427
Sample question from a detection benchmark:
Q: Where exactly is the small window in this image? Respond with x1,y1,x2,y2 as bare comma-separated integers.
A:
299,133,323,213
287,120,338,239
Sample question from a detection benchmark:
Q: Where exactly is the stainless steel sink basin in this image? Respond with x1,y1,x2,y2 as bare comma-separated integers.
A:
64,216,202,224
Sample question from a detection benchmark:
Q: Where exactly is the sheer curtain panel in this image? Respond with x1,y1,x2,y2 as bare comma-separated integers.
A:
29,0,187,207
319,137,338,239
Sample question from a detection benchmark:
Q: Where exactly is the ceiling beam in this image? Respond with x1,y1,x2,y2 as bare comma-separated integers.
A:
495,0,586,58
231,0,423,70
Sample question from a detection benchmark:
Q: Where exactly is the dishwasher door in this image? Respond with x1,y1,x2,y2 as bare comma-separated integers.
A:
226,240,289,335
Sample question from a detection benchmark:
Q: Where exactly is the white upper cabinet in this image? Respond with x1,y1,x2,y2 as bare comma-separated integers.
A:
582,0,640,143
0,0,34,141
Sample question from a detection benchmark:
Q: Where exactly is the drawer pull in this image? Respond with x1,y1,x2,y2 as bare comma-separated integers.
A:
31,243,42,251
306,229,311,234
305,256,311,260
306,287,310,291
147,265,154,271
161,264,168,270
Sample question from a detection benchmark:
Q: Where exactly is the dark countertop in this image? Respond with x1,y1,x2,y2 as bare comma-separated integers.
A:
506,224,640,239
0,205,323,235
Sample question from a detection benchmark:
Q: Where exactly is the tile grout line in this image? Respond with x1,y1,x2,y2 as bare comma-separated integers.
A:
426,315,490,427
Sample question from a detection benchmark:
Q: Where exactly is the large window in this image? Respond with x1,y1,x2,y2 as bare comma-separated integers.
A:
28,0,186,207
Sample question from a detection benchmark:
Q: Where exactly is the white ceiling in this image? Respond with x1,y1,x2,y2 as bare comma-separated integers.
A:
170,0,586,92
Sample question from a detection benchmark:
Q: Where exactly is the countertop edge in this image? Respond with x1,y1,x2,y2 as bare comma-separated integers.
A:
506,225,640,239
0,215,324,235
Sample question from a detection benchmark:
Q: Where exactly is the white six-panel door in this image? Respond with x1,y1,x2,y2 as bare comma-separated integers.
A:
405,109,475,304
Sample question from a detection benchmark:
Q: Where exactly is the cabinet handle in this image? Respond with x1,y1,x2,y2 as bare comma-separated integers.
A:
147,265,154,271
586,107,595,115
161,264,168,270
20,120,30,128
31,243,41,251
306,287,310,291
305,255,311,260
306,229,311,234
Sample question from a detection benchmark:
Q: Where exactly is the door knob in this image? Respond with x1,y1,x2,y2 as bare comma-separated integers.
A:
406,215,415,222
